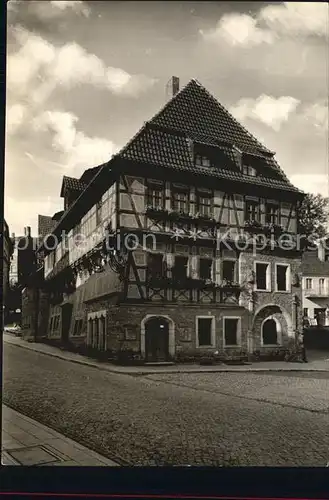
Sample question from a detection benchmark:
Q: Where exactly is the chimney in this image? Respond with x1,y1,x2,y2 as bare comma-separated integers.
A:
318,240,325,261
166,76,180,101
26,226,31,237
24,227,27,236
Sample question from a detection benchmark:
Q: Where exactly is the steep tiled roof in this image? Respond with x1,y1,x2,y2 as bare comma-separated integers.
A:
79,165,103,185
119,79,301,194
120,123,300,192
38,215,57,239
302,251,329,277
60,176,87,197
52,210,64,221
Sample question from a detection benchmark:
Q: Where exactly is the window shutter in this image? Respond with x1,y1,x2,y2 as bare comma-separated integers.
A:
166,253,174,270
190,256,198,279
215,257,221,285
186,257,191,277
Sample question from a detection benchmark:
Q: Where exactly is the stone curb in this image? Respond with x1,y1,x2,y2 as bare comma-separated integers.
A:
4,336,329,374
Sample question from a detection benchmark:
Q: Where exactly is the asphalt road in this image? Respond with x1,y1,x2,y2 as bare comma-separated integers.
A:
3,343,329,466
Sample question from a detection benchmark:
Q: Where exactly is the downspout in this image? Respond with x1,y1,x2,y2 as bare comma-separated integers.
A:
292,293,298,350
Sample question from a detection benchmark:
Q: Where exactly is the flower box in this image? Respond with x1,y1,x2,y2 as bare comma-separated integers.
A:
145,206,168,219
243,220,263,233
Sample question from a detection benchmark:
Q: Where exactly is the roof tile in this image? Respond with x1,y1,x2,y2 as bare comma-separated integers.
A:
119,79,301,194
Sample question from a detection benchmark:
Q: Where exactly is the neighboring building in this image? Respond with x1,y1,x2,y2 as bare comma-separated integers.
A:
21,213,64,339
17,227,38,287
302,238,329,327
2,220,14,323
9,236,19,285
36,77,304,361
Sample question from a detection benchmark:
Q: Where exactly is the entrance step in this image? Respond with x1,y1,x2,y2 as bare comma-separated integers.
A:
144,362,174,366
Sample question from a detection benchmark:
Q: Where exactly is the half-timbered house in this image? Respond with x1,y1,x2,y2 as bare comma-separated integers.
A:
38,78,305,362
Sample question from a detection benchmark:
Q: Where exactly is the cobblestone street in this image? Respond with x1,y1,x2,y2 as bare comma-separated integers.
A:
3,343,329,466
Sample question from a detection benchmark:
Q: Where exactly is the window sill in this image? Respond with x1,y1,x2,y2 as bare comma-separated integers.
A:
255,288,271,292
275,289,291,293
261,344,282,348
224,344,241,348
196,345,216,349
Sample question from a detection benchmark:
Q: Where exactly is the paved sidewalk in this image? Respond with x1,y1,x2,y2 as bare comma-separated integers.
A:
3,332,329,374
1,405,119,466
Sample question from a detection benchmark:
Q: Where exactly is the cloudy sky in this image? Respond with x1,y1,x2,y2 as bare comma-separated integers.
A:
5,0,329,235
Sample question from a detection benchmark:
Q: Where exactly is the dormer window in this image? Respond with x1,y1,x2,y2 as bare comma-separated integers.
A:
195,155,211,167
243,165,257,176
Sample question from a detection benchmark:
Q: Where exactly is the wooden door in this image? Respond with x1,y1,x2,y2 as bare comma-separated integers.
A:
145,317,169,362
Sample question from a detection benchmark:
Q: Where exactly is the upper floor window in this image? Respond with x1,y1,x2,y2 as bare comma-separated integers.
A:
147,184,164,209
73,223,81,237
173,255,188,281
196,191,212,217
195,155,211,167
243,165,257,176
199,258,212,280
305,278,312,289
147,253,165,279
245,200,259,222
265,204,279,225
96,201,102,226
222,260,237,283
276,264,290,292
49,251,55,268
255,262,271,291
172,190,189,213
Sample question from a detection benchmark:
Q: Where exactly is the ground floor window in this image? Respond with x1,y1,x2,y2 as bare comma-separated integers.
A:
224,317,240,346
73,319,83,336
49,315,60,335
196,317,214,347
87,312,107,350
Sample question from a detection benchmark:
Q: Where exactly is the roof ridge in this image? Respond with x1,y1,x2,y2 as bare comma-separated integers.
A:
148,78,194,124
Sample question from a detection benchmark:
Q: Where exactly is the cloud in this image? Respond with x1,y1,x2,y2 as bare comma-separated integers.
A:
200,2,329,47
9,0,91,19
259,2,329,39
229,95,300,131
4,195,62,236
32,110,118,171
7,26,157,106
49,1,90,15
6,103,27,134
302,101,329,130
290,174,328,197
200,14,274,47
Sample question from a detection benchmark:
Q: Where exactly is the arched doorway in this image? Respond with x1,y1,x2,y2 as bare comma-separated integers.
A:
145,316,169,362
252,304,292,351
262,318,279,345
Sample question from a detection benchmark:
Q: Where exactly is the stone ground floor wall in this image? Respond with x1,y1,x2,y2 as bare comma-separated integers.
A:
109,304,251,359
64,300,297,360
41,291,300,360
